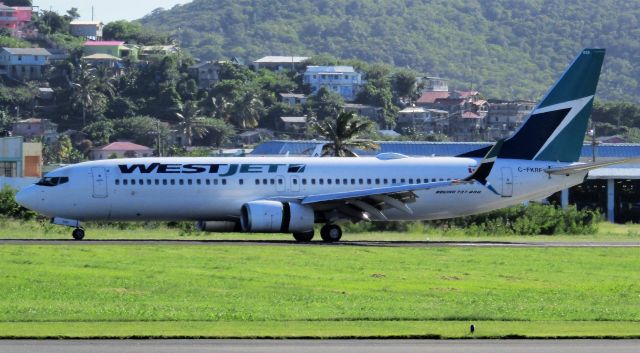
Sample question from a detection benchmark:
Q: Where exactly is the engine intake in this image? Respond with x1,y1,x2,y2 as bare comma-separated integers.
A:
241,200,314,233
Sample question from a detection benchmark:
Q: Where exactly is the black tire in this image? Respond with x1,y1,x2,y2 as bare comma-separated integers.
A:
320,224,342,243
292,230,314,242
72,228,85,240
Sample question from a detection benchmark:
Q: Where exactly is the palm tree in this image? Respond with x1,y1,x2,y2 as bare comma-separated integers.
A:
175,100,209,146
232,92,263,129
312,111,378,157
94,65,117,98
70,62,99,128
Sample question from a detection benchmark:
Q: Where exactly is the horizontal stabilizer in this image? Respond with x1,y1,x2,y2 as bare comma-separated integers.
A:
545,158,640,175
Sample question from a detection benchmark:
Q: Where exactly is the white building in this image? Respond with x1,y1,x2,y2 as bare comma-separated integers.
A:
252,56,309,71
303,66,363,101
69,20,104,40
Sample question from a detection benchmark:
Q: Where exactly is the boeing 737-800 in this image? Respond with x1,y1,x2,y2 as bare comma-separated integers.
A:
16,48,630,242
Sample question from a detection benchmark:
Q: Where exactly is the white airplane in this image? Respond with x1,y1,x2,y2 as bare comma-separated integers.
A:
15,48,630,242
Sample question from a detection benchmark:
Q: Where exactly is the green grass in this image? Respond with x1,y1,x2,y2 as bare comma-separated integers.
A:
1,217,640,242
0,245,638,338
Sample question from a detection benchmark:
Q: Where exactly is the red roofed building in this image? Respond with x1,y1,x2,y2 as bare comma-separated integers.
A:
416,91,450,106
90,141,154,160
0,3,32,37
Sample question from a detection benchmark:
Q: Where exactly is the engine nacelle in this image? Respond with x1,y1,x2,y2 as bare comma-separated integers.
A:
240,200,314,233
196,220,241,232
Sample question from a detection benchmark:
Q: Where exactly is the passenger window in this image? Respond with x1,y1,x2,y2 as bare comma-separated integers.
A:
188,179,192,185
123,179,128,185
327,179,332,185
239,179,244,185
155,179,159,185
263,178,267,185
439,178,444,181
302,179,307,185
131,179,136,185
375,178,380,184
214,179,218,185
278,179,283,185
255,179,260,185
205,179,210,185
383,179,388,184
139,179,144,185
409,178,414,184
319,179,324,185
416,179,421,183
432,178,436,182
115,179,120,185
179,179,184,185
197,179,201,185
147,179,151,185
351,179,355,184
270,179,275,185
392,178,397,184
401,178,406,183
293,179,298,185
222,179,227,185
163,179,167,185
367,179,371,184
170,179,175,185
343,178,348,184
311,179,316,185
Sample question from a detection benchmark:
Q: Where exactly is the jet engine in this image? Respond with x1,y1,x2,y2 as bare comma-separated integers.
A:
196,220,241,232
240,200,314,233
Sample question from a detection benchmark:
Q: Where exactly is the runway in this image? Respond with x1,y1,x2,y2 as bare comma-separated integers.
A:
0,239,638,247
1,339,638,353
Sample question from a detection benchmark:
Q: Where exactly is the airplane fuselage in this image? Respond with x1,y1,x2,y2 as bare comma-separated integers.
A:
17,156,585,223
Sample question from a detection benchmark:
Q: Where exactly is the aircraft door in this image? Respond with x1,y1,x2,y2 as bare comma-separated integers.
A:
501,167,513,197
91,167,108,198
276,175,285,192
290,175,300,192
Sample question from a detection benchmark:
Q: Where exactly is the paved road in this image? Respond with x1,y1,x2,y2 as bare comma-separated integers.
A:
0,239,638,247
0,339,638,353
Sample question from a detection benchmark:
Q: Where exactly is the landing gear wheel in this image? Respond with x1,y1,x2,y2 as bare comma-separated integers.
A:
292,230,314,242
72,228,85,240
320,224,342,243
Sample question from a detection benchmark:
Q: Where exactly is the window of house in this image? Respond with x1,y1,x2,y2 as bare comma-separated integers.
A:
0,162,16,177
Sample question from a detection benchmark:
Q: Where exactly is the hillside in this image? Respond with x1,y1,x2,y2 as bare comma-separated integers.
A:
140,0,640,102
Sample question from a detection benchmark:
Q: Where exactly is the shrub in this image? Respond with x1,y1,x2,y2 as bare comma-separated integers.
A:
0,186,38,220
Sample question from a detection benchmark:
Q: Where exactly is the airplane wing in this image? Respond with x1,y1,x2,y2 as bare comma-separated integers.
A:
297,140,504,221
545,157,640,175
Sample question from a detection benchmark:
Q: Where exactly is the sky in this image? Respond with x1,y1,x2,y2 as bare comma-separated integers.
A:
33,0,193,23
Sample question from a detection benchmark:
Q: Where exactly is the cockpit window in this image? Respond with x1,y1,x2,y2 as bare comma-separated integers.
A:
36,176,69,187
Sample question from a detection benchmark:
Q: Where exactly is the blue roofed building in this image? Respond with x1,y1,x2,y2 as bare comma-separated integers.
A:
252,140,640,223
303,66,363,101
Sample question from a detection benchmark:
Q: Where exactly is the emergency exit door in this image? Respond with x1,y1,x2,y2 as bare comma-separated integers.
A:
91,167,108,198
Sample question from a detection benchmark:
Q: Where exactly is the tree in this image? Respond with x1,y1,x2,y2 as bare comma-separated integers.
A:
113,116,170,148
175,100,208,146
231,91,264,129
392,69,420,104
202,118,236,148
306,87,344,120
311,111,377,157
70,63,100,127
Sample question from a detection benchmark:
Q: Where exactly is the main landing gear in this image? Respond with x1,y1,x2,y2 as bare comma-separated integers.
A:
72,228,85,240
292,224,343,243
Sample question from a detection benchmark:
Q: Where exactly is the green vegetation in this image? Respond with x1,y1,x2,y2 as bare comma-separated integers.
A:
0,245,637,338
140,0,640,102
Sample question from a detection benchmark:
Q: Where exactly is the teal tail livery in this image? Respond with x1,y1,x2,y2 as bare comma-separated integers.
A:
460,48,605,162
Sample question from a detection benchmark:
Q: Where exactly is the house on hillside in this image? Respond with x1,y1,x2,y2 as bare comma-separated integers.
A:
252,56,309,71
396,107,449,134
436,94,489,141
276,116,307,134
90,141,154,160
279,93,307,106
417,76,449,93
486,99,535,139
342,103,383,123
70,20,104,40
0,47,51,80
0,3,32,38
11,118,58,143
83,41,138,60
237,129,274,146
0,136,42,178
188,61,223,89
138,45,179,61
304,66,364,101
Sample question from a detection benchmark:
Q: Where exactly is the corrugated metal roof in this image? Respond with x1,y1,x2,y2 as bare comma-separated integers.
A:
2,47,51,56
305,66,356,73
252,140,640,159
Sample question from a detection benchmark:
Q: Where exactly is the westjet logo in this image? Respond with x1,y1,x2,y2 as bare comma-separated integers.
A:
118,163,306,176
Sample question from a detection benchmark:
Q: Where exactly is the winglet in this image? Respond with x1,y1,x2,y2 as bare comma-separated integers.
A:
462,139,503,196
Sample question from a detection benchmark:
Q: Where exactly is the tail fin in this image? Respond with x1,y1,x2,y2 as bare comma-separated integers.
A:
460,48,605,162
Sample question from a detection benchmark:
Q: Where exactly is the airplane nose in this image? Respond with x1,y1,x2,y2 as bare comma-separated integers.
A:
15,186,35,210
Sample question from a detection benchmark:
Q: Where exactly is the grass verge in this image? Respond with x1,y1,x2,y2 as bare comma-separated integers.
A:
0,245,638,338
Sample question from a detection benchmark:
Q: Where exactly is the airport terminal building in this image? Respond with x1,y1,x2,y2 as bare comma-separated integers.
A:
253,141,640,223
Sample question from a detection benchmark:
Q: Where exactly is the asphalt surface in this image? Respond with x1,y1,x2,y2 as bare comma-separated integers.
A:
0,339,638,353
0,239,639,247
